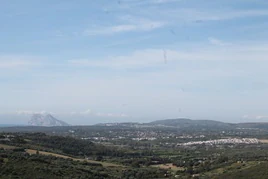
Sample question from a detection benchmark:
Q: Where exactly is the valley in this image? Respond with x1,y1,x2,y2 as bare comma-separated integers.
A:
2,118,268,178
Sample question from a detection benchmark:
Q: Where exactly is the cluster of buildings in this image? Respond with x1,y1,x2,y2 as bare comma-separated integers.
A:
132,137,157,141
178,138,259,146
0,134,14,142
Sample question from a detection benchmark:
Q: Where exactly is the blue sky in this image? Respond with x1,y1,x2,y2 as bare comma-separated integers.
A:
1,0,268,124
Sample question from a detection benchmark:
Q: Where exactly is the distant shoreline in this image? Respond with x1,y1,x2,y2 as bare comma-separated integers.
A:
0,124,25,127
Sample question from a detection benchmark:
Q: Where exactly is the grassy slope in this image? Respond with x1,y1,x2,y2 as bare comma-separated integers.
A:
201,161,267,179
0,151,117,179
0,143,122,167
26,149,122,167
0,144,17,149
215,162,268,179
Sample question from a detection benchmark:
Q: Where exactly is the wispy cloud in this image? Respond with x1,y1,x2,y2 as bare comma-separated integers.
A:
15,110,54,115
64,2,268,38
96,112,129,118
68,42,268,69
69,49,170,68
183,9,268,22
256,116,268,120
138,8,268,24
5,110,73,116
0,55,39,69
0,61,30,68
83,17,166,36
208,37,231,46
151,0,178,3
5,109,129,118
117,0,180,8
70,109,129,118
243,115,268,120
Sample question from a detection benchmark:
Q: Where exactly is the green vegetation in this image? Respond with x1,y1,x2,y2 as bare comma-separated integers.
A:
0,149,116,179
2,120,268,178
0,133,170,179
216,162,268,179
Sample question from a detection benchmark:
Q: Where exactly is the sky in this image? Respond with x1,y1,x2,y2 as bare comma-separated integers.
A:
1,0,268,125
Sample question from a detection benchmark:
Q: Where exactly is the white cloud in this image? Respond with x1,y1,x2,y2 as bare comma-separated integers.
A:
227,9,268,19
129,0,179,5
256,116,268,120
83,18,166,36
83,3,268,36
208,37,230,46
15,110,53,115
69,43,268,69
69,109,129,118
96,112,129,118
151,0,177,4
242,115,250,119
3,109,128,118
0,55,39,69
81,109,93,115
118,0,181,8
70,109,92,115
242,115,268,120
69,49,170,68
193,9,268,22
0,60,32,68
138,8,268,24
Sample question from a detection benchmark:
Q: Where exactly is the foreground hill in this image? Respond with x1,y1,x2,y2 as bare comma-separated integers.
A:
0,149,112,179
0,133,169,179
216,162,268,179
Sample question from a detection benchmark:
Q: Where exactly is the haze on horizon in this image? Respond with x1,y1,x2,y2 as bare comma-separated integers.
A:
1,0,268,125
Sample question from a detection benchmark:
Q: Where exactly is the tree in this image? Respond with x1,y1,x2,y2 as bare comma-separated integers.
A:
218,156,228,163
96,156,103,161
186,166,194,175
131,160,140,168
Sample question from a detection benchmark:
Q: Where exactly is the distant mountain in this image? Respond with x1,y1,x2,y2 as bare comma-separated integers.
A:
149,118,234,129
93,118,235,130
28,114,69,127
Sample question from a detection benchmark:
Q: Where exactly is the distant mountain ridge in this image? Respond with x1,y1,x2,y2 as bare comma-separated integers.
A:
94,118,235,129
28,113,69,127
149,118,233,128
